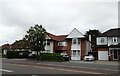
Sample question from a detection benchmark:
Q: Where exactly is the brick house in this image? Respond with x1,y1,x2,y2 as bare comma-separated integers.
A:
96,28,120,61
45,28,91,60
1,40,31,56
1,44,11,56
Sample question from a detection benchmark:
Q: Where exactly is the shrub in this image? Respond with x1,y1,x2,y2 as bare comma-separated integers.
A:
6,51,19,58
6,51,29,58
19,51,29,58
40,53,63,61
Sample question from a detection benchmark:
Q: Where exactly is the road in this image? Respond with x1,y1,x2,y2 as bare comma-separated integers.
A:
1,59,120,76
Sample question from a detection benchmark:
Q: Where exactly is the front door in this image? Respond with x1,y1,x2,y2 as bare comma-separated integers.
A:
113,50,118,60
71,50,80,60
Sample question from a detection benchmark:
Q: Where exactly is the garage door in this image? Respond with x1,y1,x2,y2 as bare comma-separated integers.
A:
98,51,108,60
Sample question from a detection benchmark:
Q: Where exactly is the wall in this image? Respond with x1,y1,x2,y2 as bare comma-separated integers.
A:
97,37,108,45
71,38,80,50
45,41,53,53
66,39,72,58
108,37,119,46
81,38,86,60
86,41,91,55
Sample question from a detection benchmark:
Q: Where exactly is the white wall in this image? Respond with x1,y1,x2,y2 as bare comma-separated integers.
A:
118,37,120,43
86,41,91,55
97,37,108,45
108,37,118,46
71,38,80,50
97,37,120,46
45,41,53,53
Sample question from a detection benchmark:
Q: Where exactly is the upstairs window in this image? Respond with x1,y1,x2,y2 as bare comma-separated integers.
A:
72,38,77,44
58,41,67,46
46,41,50,46
112,37,118,43
78,39,80,44
101,38,104,43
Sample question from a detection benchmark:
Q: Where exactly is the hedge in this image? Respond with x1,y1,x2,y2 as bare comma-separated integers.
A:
6,51,29,58
40,53,63,61
6,51,19,58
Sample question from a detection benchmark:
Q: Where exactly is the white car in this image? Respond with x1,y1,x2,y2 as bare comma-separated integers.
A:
84,55,94,61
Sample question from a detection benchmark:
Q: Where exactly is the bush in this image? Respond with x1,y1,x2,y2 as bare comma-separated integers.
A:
19,51,29,58
6,51,19,58
6,51,29,58
40,53,63,61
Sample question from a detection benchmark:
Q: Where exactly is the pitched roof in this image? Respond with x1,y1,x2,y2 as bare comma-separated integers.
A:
2,44,10,49
67,28,85,38
47,33,68,41
99,28,120,37
11,40,30,49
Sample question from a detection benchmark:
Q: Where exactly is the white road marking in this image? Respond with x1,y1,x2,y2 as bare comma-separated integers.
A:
0,69,13,72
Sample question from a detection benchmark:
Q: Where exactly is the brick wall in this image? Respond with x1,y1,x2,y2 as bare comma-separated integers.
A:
81,38,86,60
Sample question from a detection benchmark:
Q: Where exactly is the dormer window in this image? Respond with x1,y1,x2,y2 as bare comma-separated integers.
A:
112,37,118,43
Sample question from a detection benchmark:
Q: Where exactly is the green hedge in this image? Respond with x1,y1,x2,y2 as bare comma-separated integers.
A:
6,51,29,58
6,51,19,58
40,53,63,61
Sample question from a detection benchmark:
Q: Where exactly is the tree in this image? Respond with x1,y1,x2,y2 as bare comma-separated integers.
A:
85,29,101,51
24,24,47,60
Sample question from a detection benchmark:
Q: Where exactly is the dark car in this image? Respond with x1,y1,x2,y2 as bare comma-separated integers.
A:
60,53,69,61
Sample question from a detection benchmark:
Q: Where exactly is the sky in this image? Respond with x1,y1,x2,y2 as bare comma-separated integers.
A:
0,0,119,46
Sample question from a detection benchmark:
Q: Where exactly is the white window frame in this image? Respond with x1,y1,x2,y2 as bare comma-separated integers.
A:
101,38,104,43
72,38,78,44
46,41,50,46
112,37,118,43
58,41,67,46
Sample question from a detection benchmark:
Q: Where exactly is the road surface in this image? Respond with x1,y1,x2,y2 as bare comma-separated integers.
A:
1,59,120,76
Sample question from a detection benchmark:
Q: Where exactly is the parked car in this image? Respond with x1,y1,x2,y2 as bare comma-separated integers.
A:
60,52,69,61
84,55,94,61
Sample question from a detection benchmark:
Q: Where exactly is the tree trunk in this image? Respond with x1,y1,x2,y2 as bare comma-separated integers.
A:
36,51,39,60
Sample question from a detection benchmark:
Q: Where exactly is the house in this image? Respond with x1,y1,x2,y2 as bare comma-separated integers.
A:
1,40,31,56
1,44,11,56
10,40,31,52
96,28,120,61
45,28,91,60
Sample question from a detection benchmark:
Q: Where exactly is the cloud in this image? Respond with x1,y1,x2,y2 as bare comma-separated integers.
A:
0,0,118,45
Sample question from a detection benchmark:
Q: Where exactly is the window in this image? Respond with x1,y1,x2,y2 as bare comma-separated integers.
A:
58,41,67,46
46,41,50,46
73,50,76,55
101,38,104,43
47,41,50,45
112,37,118,42
58,42,62,46
77,50,80,55
72,50,80,56
78,39,80,44
72,38,77,44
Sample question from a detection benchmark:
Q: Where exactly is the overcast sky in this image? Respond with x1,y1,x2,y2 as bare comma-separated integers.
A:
0,0,119,46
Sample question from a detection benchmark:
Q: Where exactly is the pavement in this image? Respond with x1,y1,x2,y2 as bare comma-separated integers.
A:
70,60,119,65
94,60,119,65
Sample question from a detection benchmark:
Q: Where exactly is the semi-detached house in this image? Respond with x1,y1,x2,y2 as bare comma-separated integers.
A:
96,28,120,61
45,28,91,60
